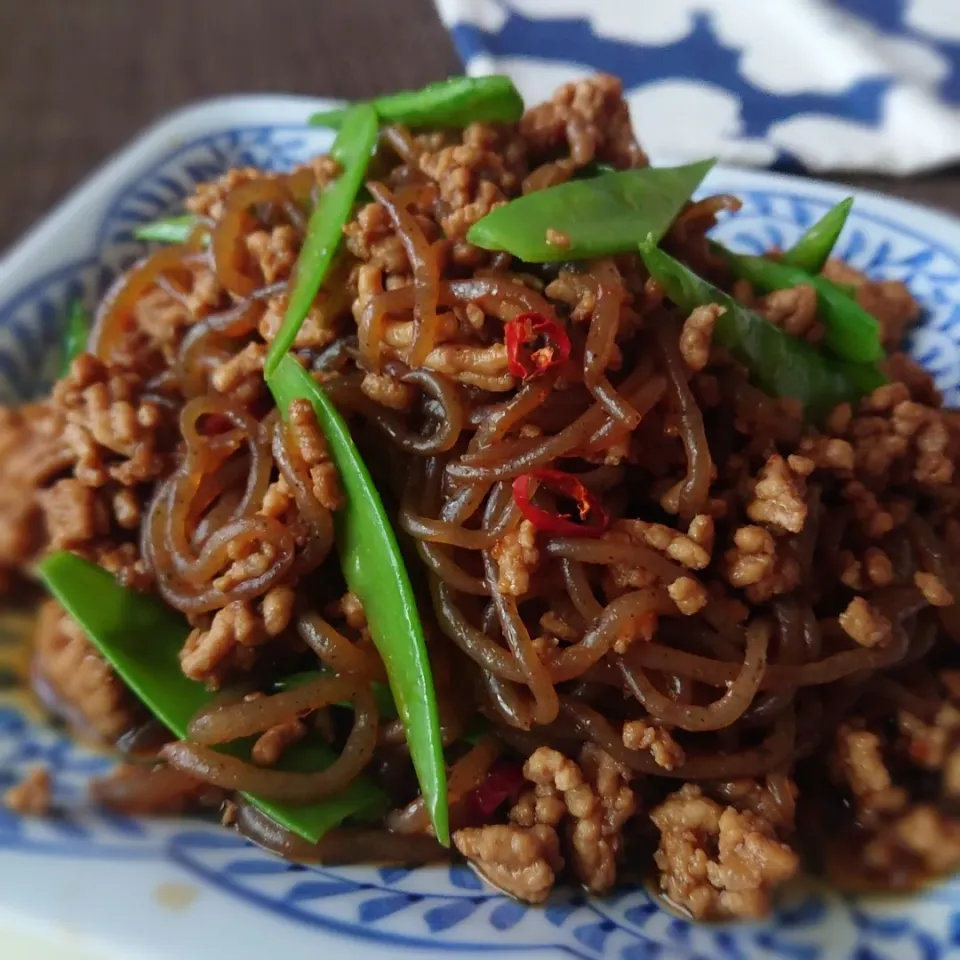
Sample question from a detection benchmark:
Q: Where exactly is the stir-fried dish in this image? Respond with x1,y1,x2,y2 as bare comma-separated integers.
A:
2,74,959,920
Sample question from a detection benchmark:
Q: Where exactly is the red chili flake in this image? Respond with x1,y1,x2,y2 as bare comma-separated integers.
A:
512,468,609,538
505,311,571,381
462,763,527,822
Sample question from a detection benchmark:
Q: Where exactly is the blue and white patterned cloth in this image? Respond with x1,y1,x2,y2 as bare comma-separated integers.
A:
434,0,960,174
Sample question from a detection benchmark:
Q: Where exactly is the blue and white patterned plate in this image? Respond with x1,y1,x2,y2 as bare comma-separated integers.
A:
0,96,959,960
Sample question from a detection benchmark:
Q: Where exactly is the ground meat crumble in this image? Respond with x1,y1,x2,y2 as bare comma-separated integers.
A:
679,305,720,372
491,520,540,597
252,718,307,767
724,525,800,603
623,719,685,770
180,586,296,683
829,674,960,881
32,600,139,741
839,597,893,649
759,284,823,343
454,823,563,904
4,767,52,816
455,745,636,900
650,784,799,920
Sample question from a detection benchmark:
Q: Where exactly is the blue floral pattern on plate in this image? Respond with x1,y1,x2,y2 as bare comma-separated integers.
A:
0,114,959,959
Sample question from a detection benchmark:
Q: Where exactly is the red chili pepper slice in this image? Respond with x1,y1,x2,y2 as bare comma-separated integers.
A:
512,468,609,537
505,311,571,381
462,763,527,821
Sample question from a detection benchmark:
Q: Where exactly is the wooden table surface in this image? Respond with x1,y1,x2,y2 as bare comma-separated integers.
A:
2,0,960,252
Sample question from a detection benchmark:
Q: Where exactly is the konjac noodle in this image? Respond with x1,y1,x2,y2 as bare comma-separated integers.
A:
2,73,960,921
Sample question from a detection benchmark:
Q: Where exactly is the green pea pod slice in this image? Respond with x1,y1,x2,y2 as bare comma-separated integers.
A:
309,76,523,130
264,105,379,377
37,551,385,843
639,242,885,423
267,355,449,845
467,160,715,262
134,215,198,244
781,197,853,274
60,301,91,375
718,247,883,364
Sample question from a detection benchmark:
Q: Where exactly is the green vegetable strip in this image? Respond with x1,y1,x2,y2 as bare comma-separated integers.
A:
134,215,198,244
60,301,91,375
718,247,883,364
267,355,449,845
467,160,715,263
309,75,523,130
639,243,885,423
264,105,378,378
781,197,853,274
37,551,386,843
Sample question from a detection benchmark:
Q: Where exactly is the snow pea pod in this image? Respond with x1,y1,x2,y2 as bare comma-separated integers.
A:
60,301,91,375
134,214,198,244
781,197,853,274
264,104,379,377
718,246,883,364
639,242,885,423
267,354,449,845
37,551,386,842
309,75,523,130
467,159,715,262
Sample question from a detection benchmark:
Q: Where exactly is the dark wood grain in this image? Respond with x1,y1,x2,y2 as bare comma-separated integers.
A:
0,0,957,253
0,0,460,250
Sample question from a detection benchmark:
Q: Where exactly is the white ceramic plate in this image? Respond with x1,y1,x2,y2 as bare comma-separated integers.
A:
0,96,959,960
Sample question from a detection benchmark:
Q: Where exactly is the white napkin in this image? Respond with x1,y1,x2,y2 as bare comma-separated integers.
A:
434,0,960,174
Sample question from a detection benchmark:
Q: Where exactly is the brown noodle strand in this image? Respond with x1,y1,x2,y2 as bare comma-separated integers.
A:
622,593,924,692
909,516,960,641
176,300,265,398
582,261,642,428
445,361,656,483
187,674,361,743
546,536,691,585
546,588,671,683
618,619,770,731
656,315,713,518
272,420,336,574
480,670,536,730
561,558,604,622
236,801,449,864
367,182,445,368
422,543,491,596
561,698,797,779
91,246,204,361
297,612,386,681
431,578,525,680
387,737,501,834
211,172,311,297
164,687,378,802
